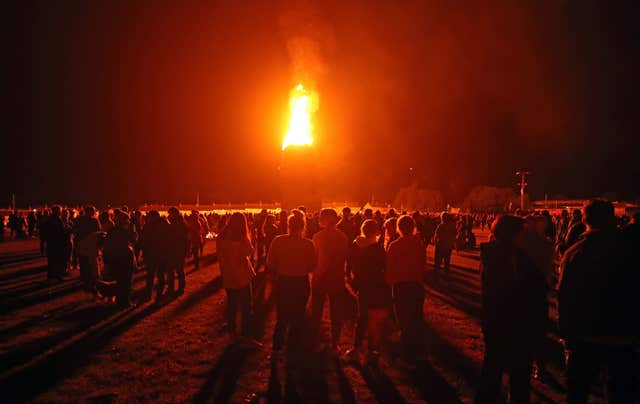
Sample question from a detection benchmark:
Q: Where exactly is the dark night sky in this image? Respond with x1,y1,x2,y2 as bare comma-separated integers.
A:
4,0,639,207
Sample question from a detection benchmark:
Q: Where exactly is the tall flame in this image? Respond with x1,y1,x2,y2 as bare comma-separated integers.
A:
282,84,318,150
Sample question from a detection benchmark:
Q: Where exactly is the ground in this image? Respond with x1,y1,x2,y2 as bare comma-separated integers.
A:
0,230,602,403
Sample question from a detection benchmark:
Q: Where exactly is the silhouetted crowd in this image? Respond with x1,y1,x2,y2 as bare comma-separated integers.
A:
2,201,638,403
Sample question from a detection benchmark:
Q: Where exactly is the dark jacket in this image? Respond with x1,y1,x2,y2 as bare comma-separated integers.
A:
559,230,639,342
480,241,548,353
140,218,169,264
167,218,189,263
347,237,391,309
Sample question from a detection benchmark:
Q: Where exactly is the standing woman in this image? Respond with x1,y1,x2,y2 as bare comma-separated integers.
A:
217,212,259,345
346,219,391,366
386,215,427,365
266,213,316,353
475,215,548,404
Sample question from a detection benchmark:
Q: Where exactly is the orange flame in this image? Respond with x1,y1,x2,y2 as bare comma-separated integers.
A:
282,84,318,150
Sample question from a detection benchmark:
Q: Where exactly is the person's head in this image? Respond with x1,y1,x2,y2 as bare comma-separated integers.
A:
396,215,416,237
287,213,306,236
319,208,339,228
227,212,250,241
440,212,450,223
147,210,160,222
113,209,130,228
342,207,351,219
51,205,62,217
84,205,96,217
265,214,276,226
191,210,199,217
99,210,110,223
360,219,380,239
572,209,582,221
364,208,373,219
491,215,525,246
583,199,615,231
525,215,547,238
168,207,180,219
383,217,397,235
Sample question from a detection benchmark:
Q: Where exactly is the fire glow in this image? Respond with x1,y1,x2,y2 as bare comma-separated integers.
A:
282,84,318,150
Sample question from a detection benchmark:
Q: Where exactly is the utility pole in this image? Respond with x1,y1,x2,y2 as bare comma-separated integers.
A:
516,170,530,211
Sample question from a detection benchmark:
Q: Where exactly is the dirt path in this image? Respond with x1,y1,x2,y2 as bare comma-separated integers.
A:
0,232,594,403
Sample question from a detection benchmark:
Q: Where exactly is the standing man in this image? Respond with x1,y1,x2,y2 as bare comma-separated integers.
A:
73,206,101,294
42,205,67,281
167,207,189,295
311,208,349,353
387,215,427,366
337,207,358,244
140,211,169,301
559,200,639,403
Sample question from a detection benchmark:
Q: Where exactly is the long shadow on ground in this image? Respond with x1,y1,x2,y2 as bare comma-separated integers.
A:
0,295,177,402
192,271,275,403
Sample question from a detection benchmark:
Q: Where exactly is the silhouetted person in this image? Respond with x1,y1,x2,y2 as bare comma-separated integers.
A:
311,208,349,353
522,215,555,288
379,217,398,251
475,215,548,404
337,207,358,243
166,207,188,295
73,205,101,294
140,211,169,300
345,219,391,367
187,210,203,269
386,215,427,365
267,213,316,353
261,214,278,260
42,205,67,281
99,210,114,232
27,211,37,237
102,209,135,307
561,209,586,253
434,212,457,272
559,200,639,404
218,212,262,347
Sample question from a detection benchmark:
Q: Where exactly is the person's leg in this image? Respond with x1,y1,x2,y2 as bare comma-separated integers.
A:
328,290,343,348
310,288,326,347
272,279,288,350
166,263,175,293
566,342,601,404
289,277,310,352
240,283,253,337
354,295,368,349
145,261,156,298
407,282,426,358
78,255,89,288
393,283,413,359
177,260,186,292
192,246,200,268
115,265,132,307
605,346,638,404
156,263,166,298
226,288,239,335
475,349,503,404
444,248,452,271
367,308,386,355
434,247,442,269
510,352,533,404
87,256,98,293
